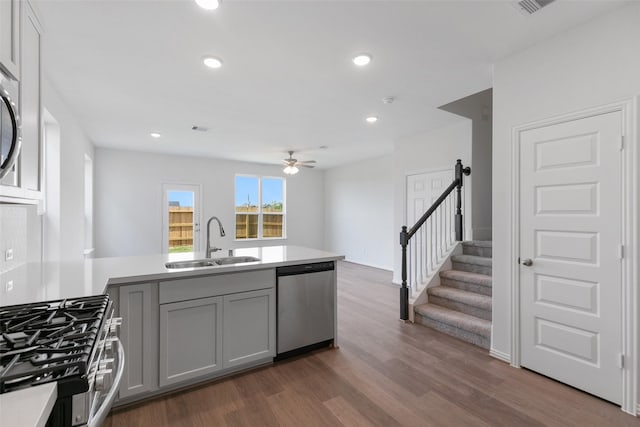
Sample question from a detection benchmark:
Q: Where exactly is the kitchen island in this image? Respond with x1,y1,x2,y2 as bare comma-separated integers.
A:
0,245,344,421
0,246,343,306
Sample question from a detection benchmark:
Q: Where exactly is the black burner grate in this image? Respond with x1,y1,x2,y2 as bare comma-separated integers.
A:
0,295,109,394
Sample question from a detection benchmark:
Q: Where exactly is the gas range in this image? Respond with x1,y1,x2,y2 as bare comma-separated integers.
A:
0,295,124,427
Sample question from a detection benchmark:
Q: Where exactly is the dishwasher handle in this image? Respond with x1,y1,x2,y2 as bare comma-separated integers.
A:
276,261,335,277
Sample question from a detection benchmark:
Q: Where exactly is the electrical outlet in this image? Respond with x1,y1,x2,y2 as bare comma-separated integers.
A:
5,280,13,292
5,248,13,261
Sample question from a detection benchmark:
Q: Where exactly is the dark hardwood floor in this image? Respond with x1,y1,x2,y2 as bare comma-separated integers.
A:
105,261,639,426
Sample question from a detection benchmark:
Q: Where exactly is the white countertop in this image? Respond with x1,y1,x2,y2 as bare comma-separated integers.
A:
0,383,57,427
0,245,344,307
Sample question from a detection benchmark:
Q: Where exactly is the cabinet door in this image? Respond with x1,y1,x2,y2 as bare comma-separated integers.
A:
223,288,275,369
118,282,159,399
159,296,223,387
19,1,41,193
0,0,20,79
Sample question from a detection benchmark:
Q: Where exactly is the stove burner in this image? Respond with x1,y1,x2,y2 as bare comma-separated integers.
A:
0,295,110,394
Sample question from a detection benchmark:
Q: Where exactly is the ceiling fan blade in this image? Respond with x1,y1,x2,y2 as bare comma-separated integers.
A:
299,164,315,168
298,160,316,164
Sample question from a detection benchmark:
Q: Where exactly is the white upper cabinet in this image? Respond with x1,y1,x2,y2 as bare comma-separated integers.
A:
19,1,42,194
0,0,20,79
0,0,42,201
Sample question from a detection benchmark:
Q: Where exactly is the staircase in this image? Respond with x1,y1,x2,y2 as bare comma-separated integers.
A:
414,241,492,349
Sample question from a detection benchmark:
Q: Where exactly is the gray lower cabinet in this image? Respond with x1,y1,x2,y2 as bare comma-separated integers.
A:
222,288,275,369
159,296,223,387
118,282,159,399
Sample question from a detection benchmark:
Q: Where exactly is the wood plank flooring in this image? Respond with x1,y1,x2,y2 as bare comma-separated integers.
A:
105,261,639,427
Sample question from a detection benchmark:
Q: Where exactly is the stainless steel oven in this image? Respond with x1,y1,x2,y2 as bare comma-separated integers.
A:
0,70,21,180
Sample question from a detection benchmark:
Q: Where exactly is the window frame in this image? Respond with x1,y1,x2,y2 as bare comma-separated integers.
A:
234,174,286,241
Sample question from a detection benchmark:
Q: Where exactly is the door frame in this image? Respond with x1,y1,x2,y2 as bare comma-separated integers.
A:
161,183,202,254
508,99,638,415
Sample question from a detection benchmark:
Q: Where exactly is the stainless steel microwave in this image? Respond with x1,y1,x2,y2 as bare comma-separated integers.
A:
0,71,21,180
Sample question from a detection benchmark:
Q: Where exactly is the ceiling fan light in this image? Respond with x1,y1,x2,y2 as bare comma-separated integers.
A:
283,165,299,175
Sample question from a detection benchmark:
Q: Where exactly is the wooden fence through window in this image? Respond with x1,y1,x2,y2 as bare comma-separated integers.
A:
169,207,193,248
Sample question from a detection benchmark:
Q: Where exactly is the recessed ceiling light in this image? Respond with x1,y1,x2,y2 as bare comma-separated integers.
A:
352,54,372,66
150,132,162,138
195,0,219,10
203,56,223,69
365,116,378,123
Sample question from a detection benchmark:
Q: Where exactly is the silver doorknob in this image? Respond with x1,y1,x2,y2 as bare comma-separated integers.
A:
522,258,533,266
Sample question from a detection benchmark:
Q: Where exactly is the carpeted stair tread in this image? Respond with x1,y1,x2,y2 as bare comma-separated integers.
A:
414,304,491,338
462,240,492,248
439,269,492,288
427,286,492,311
451,254,492,267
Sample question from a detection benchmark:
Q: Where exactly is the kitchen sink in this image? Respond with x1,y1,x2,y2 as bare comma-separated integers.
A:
165,256,260,269
212,256,260,265
165,259,217,269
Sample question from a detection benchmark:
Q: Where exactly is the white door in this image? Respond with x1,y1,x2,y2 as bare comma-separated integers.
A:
407,170,454,279
162,183,201,254
519,111,622,404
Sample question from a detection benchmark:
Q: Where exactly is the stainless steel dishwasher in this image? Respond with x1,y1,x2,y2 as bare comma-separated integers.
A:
276,261,335,359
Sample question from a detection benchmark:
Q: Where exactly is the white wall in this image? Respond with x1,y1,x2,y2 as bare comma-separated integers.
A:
42,78,95,261
492,2,640,406
392,119,472,283
94,148,325,257
324,155,393,270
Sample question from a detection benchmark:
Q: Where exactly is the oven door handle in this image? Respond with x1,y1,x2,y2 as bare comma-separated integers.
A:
87,338,125,427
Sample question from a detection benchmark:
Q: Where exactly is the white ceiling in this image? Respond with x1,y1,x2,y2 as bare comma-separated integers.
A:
33,0,626,169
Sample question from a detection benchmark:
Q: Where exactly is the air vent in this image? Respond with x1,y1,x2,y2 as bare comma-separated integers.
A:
515,0,555,15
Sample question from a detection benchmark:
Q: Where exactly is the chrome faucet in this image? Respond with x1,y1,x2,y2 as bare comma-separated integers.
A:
206,216,226,258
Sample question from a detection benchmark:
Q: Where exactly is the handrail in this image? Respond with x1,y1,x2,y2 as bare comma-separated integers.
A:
399,159,470,320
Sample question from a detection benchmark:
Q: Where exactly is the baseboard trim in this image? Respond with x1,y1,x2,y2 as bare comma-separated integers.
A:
489,348,511,363
343,259,393,272
636,403,640,416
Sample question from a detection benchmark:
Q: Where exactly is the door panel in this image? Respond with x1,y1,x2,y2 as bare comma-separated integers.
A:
519,111,622,404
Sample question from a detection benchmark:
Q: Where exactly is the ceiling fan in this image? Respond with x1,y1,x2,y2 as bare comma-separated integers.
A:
282,151,316,175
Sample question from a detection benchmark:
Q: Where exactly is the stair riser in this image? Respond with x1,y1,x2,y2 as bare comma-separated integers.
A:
462,245,492,258
452,261,492,276
440,278,492,296
428,296,492,321
415,314,490,349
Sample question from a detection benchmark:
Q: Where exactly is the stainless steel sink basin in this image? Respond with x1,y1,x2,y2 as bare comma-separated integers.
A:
165,259,216,269
165,256,260,269
212,256,260,265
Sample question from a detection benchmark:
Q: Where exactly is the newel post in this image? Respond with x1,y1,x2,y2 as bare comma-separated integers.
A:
400,226,409,321
454,159,471,241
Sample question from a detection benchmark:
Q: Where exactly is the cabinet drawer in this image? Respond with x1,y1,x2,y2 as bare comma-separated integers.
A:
159,269,275,304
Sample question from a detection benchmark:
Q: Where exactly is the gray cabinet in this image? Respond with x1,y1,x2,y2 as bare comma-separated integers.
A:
0,0,20,79
118,282,158,399
222,288,275,369
159,296,223,387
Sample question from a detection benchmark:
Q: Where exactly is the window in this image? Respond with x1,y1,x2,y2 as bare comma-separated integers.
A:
235,175,285,240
